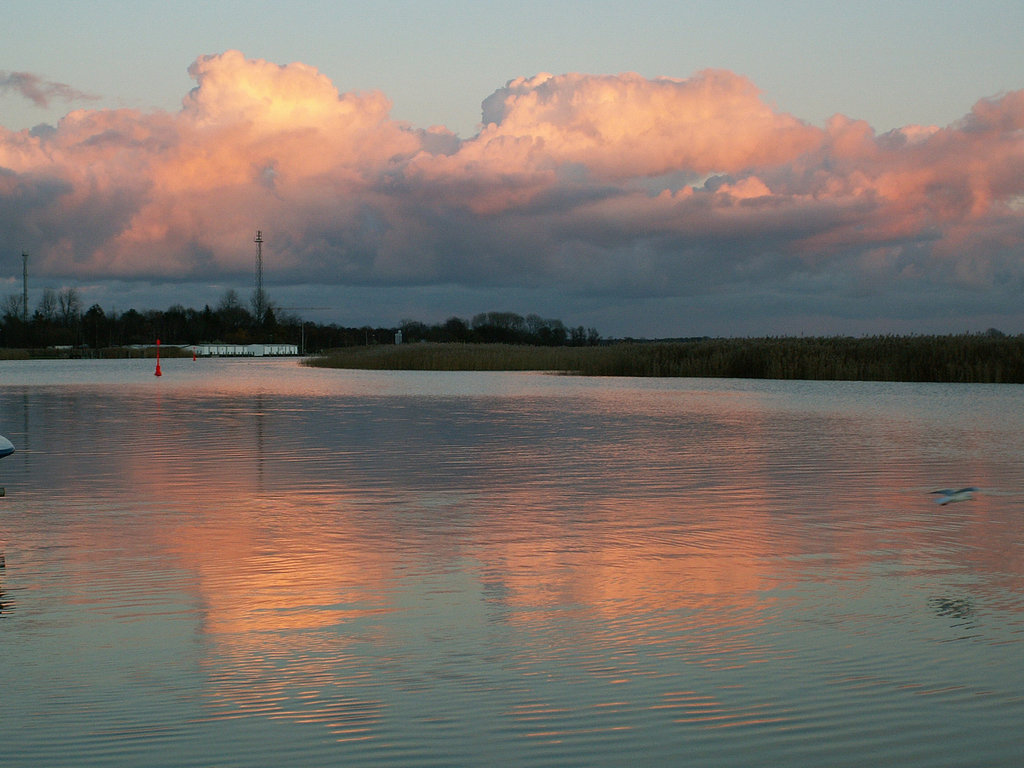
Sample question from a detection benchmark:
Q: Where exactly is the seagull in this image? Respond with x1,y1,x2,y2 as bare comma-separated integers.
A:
932,487,978,505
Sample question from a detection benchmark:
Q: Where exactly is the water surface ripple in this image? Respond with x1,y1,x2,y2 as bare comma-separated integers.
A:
1,359,1022,766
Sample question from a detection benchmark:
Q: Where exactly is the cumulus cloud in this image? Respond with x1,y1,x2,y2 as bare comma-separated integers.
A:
0,70,98,107
2,50,1024,333
479,70,821,179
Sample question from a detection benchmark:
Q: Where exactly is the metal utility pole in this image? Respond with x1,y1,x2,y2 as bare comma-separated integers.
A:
21,252,28,322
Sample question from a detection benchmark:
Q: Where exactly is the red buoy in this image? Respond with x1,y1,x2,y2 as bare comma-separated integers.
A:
154,338,162,377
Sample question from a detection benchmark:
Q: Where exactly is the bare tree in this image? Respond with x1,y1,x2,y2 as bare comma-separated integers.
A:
217,289,242,313
2,294,23,320
36,288,58,321
217,288,251,328
58,287,81,327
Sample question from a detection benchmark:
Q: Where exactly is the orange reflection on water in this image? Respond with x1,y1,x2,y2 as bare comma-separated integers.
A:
152,490,399,740
476,489,775,613
68,378,1024,744
165,510,395,634
471,399,782,630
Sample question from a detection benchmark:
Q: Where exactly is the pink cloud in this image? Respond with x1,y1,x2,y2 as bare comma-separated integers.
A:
1,50,1024,321
477,70,822,179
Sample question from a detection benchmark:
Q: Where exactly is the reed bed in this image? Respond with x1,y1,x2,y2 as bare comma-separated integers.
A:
306,343,594,372
306,335,1024,383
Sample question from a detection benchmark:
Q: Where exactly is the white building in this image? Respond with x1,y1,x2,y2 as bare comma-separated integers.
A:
190,343,299,357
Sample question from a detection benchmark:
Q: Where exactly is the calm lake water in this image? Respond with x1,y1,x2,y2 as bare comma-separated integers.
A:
1,358,1022,767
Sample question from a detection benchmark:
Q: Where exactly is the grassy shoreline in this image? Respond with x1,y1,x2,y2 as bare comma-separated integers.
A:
305,335,1024,383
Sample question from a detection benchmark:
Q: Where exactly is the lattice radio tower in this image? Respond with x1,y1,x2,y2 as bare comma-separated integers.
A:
253,230,266,323
22,252,29,322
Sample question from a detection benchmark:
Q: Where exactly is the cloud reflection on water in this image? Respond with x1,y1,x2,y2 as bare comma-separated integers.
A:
2,365,1023,762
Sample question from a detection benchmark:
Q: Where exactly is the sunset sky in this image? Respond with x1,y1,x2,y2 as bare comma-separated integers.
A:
3,0,1024,337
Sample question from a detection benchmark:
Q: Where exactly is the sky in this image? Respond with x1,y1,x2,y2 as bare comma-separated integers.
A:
2,0,1024,337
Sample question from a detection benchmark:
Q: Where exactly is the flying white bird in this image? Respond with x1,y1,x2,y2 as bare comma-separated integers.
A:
931,487,978,505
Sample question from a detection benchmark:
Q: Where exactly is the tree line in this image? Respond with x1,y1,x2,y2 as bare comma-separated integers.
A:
398,312,601,346
0,288,391,351
0,288,599,352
